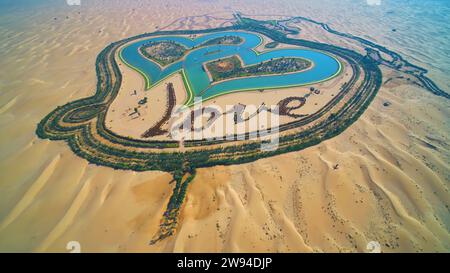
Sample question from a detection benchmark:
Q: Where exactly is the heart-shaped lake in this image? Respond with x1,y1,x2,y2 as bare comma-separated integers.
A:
120,31,341,105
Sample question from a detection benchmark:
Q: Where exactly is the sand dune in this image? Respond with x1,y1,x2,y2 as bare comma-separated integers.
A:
0,0,449,252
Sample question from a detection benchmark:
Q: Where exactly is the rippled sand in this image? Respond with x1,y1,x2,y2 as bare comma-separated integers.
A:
0,0,449,252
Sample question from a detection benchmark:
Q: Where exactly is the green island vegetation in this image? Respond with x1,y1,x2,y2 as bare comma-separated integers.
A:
36,13,447,244
205,55,311,82
265,41,279,49
199,35,243,46
139,40,187,66
139,35,243,67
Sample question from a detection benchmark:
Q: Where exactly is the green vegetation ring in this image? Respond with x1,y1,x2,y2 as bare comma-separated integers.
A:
36,16,387,243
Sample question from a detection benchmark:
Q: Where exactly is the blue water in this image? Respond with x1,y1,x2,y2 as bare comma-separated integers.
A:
121,31,340,103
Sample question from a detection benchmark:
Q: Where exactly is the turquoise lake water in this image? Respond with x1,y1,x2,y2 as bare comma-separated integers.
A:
120,31,341,102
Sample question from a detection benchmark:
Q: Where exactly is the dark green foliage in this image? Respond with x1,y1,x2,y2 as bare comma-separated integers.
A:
265,41,279,49
140,40,187,66
206,56,311,82
199,35,243,47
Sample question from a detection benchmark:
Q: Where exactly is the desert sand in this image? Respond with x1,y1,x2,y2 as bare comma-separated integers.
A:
0,0,449,252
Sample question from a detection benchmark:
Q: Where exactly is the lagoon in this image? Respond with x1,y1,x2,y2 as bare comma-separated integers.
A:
120,31,341,104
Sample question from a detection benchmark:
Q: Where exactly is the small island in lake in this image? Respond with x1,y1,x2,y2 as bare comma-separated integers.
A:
205,56,312,82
